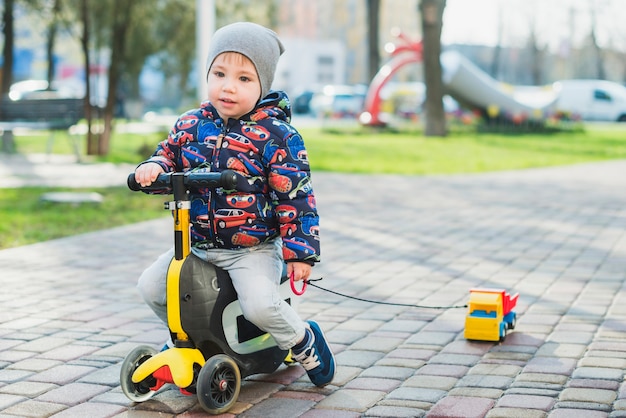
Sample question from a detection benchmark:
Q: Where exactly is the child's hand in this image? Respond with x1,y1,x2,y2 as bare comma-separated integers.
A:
135,163,165,187
288,261,312,282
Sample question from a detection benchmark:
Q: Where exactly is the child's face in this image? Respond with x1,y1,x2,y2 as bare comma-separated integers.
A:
207,52,262,122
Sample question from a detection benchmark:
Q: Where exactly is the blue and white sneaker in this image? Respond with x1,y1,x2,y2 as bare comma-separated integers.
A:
292,320,336,387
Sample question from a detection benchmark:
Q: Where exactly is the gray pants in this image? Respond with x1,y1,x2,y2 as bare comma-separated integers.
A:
137,238,306,350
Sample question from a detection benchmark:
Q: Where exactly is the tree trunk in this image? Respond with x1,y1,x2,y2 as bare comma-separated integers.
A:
1,0,15,95
46,0,62,86
80,0,99,155
99,0,134,155
366,0,381,82
419,0,447,137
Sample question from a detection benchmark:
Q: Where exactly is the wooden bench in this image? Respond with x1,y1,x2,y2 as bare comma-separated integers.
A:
0,97,84,158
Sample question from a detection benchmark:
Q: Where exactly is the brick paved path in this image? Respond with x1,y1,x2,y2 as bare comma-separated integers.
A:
1,160,625,417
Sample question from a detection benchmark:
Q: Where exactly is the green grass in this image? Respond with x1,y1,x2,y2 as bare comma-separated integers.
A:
0,186,165,249
3,120,626,249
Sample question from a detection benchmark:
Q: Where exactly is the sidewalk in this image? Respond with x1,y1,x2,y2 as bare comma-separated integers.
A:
0,158,625,417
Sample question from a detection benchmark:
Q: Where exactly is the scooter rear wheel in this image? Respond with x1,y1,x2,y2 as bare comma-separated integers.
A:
196,354,241,415
120,345,158,402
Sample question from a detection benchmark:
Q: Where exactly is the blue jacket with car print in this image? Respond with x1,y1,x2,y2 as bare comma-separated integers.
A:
141,91,320,264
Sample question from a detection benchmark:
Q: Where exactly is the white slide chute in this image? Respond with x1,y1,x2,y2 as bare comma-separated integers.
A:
440,50,559,120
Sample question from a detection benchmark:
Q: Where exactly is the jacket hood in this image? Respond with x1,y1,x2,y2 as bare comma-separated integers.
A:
254,90,292,122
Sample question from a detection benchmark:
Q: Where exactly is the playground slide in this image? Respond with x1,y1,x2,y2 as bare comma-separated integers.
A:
440,50,559,120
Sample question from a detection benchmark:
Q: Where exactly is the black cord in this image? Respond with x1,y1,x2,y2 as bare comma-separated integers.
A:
305,278,468,309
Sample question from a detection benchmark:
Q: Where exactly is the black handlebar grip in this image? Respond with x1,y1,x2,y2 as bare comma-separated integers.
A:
127,169,238,192
127,173,171,191
127,173,141,191
220,170,238,189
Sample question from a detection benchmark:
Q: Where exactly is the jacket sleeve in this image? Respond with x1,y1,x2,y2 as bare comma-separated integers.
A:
141,112,201,173
268,129,320,264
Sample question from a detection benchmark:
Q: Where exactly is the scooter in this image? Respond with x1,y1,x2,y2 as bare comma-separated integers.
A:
120,170,299,415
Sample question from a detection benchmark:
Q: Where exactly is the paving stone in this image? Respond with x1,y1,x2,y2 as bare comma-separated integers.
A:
482,351,532,364
335,350,385,368
440,340,494,356
377,398,433,410
316,389,385,412
239,397,314,418
405,331,457,347
559,388,617,404
579,356,626,369
486,407,548,418
349,336,405,352
428,353,482,367
1,399,67,417
374,357,425,369
325,329,367,345
495,394,556,410
553,401,611,412
387,386,446,403
364,405,426,417
571,367,624,381
12,337,72,353
26,365,96,385
0,350,35,363
505,386,561,397
236,381,283,404
359,365,416,380
524,357,577,375
535,342,588,358
403,375,458,390
0,381,58,397
37,344,101,361
133,388,197,414
46,402,126,417
428,396,495,418
469,363,523,377
343,377,402,392
515,373,569,385
386,347,438,361
300,408,361,418
415,364,469,378
0,369,34,383
327,365,361,387
448,387,504,399
6,358,62,372
333,319,385,333
0,394,27,410
568,379,620,390
36,382,110,406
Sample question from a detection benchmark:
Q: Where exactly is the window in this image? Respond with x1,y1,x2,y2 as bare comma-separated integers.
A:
594,89,612,102
317,55,335,84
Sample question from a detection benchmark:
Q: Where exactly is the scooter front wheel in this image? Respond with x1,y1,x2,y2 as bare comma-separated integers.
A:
196,354,241,415
120,345,159,402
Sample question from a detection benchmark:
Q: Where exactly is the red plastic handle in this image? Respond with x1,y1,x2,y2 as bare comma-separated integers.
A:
290,272,307,296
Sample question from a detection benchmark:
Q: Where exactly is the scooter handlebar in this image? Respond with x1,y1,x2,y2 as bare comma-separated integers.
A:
127,170,238,192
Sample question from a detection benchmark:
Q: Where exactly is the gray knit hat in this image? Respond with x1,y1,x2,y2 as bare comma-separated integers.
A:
205,22,285,100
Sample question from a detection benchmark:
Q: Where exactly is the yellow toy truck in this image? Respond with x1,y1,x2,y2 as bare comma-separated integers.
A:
464,288,519,342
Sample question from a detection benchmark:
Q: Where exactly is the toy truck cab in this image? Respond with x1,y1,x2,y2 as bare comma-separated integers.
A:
464,288,518,342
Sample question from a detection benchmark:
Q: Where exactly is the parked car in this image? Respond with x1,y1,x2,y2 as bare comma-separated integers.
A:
309,84,367,119
553,79,626,122
8,79,81,101
292,90,314,114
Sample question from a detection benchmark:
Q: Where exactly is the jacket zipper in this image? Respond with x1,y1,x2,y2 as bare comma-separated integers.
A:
206,124,227,247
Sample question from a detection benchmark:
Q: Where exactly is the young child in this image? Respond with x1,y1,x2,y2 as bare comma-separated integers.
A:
133,22,335,387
